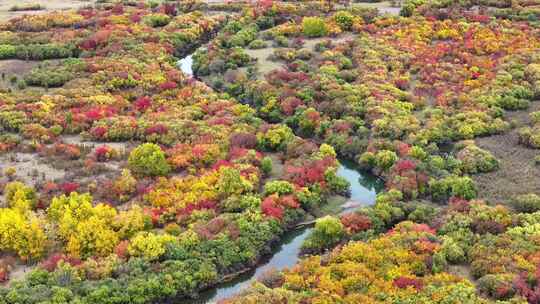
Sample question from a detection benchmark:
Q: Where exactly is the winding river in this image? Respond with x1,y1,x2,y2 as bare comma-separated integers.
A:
183,160,383,304
177,56,383,304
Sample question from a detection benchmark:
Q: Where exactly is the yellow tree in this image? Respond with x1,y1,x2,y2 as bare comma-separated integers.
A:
0,208,47,261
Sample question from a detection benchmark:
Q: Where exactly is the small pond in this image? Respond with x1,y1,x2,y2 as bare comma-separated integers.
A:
337,158,384,213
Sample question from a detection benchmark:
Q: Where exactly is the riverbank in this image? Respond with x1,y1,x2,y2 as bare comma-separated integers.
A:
177,158,382,303
174,46,385,302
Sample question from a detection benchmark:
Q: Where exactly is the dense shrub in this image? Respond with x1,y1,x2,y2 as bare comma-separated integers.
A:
8,4,43,11
302,17,327,38
0,44,16,59
456,144,499,174
324,168,350,194
47,192,121,259
518,126,540,148
4,3,540,303
525,63,540,83
216,166,254,197
248,39,267,49
407,204,436,223
375,150,398,171
0,208,46,261
302,216,344,253
511,193,540,213
439,236,466,264
264,180,294,196
4,181,36,210
232,220,488,303
340,212,371,233
429,175,476,201
128,232,175,261
333,11,354,30
261,156,273,175
128,143,171,176
258,125,294,151
24,60,81,87
401,0,427,17
496,94,529,110
144,14,171,27
0,111,27,131
229,25,258,47
230,132,258,149
0,44,77,60
477,274,515,299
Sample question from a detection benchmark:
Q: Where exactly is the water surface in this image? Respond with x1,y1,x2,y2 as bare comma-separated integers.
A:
185,228,311,304
177,55,193,76
184,160,382,303
176,47,384,304
338,158,384,204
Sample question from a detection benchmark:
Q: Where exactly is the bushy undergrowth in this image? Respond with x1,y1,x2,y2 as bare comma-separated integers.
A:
2,1,540,303
128,143,171,176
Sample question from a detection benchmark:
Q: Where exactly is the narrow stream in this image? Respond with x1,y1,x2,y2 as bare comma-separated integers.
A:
337,159,384,214
177,55,383,304
184,160,383,304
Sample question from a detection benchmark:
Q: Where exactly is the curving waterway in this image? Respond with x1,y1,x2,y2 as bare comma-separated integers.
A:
184,160,383,304
177,55,383,304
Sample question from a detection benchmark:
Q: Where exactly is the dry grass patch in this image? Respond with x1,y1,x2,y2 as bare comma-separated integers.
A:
473,101,540,203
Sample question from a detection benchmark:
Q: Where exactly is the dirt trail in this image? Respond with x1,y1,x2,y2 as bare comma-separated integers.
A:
266,153,284,182
0,152,65,196
448,264,476,286
244,33,356,79
473,101,540,204
244,47,280,78
7,264,35,285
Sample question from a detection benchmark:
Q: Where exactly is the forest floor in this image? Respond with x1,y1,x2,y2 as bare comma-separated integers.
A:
0,59,64,93
473,101,540,204
447,264,476,286
0,134,129,206
0,60,40,92
6,263,35,285
242,33,356,80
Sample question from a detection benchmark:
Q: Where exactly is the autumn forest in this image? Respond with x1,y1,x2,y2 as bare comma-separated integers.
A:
1,0,540,303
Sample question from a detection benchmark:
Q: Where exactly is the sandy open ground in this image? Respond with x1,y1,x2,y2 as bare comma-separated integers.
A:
474,101,540,204
0,0,94,22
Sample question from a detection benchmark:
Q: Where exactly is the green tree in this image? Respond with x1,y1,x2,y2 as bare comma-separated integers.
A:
217,167,253,197
302,17,327,37
302,216,344,253
128,143,170,176
261,156,273,176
